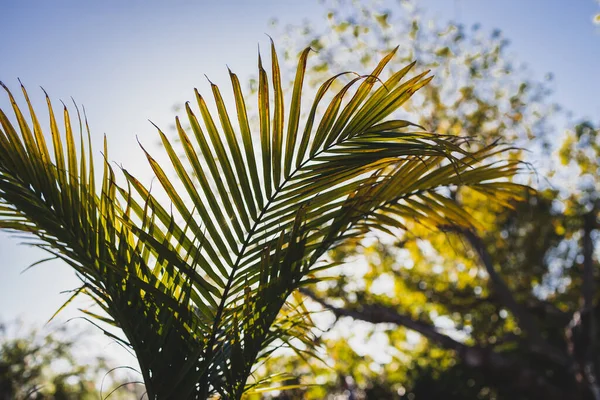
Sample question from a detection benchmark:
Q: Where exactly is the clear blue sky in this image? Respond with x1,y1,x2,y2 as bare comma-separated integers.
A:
0,0,598,338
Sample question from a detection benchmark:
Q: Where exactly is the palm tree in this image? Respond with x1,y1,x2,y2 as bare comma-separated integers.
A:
0,44,526,399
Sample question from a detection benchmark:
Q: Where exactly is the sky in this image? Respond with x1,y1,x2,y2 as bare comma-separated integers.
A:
0,0,599,366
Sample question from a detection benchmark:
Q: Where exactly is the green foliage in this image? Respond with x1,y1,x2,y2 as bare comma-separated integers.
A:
272,0,557,151
0,40,523,398
250,2,600,399
558,122,600,203
0,321,138,400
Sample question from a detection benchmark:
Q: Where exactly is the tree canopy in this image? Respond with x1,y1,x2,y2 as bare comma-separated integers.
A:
246,2,600,399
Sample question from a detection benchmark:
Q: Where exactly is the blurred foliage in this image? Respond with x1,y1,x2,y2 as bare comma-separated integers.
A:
247,1,600,399
268,0,558,153
0,321,142,400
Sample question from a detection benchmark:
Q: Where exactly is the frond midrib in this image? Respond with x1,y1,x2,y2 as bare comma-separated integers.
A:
202,140,330,363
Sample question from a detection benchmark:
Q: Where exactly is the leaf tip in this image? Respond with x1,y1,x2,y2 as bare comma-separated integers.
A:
265,33,275,45
40,86,49,98
148,119,161,132
204,74,215,86
0,81,11,96
135,135,147,152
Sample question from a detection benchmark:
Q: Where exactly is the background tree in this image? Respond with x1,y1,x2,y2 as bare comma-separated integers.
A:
249,1,600,399
0,321,141,400
270,0,557,149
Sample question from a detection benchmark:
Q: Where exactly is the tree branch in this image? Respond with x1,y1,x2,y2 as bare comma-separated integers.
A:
462,230,540,337
462,229,572,367
299,288,465,352
582,210,600,399
299,288,567,399
583,211,596,330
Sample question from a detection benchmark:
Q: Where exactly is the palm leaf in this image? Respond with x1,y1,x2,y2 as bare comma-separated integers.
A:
0,45,526,399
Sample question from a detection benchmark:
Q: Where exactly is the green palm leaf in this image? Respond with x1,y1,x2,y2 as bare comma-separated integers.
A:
0,44,526,399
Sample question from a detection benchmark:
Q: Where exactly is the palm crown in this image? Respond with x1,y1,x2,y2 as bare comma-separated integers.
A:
0,44,526,399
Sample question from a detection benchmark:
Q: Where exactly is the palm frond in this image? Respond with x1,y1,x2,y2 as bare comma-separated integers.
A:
0,43,527,399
